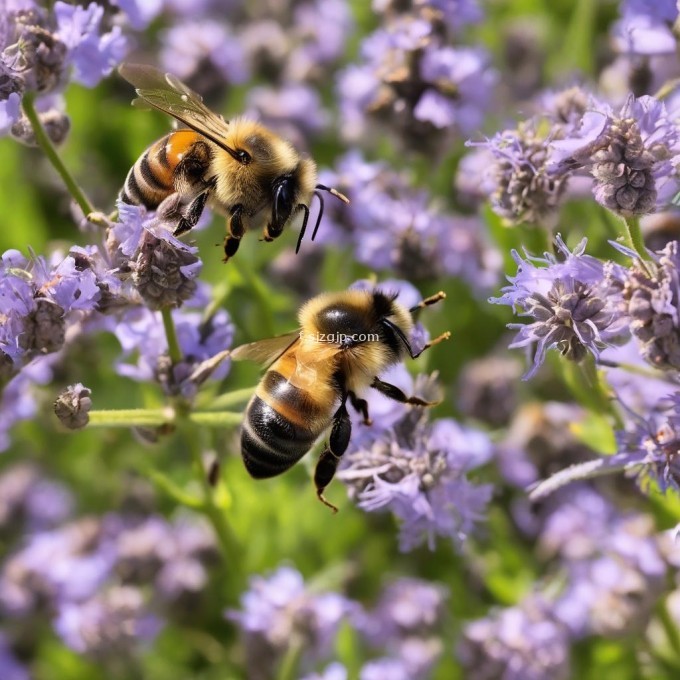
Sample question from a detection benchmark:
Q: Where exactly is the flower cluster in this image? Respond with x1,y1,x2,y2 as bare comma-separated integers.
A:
0,511,217,659
337,0,495,152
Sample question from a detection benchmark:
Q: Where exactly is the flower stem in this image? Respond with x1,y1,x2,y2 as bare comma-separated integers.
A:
277,638,304,680
658,597,680,663
22,92,95,217
161,307,183,365
88,408,174,427
188,411,243,427
621,215,651,264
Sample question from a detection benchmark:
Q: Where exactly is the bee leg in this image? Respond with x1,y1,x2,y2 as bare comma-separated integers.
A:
263,221,284,243
348,390,372,426
174,190,210,236
370,377,437,407
223,205,244,263
314,400,352,513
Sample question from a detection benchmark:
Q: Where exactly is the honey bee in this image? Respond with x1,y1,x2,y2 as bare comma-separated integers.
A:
118,63,349,261
231,288,450,512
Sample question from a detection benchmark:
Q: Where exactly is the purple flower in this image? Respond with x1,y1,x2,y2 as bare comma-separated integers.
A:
54,585,162,657
55,2,129,87
491,236,629,379
612,0,678,56
160,20,249,85
0,464,73,534
227,566,356,679
109,201,202,311
468,121,570,227
0,635,28,680
113,286,233,399
618,239,680,371
339,405,493,551
549,95,680,215
111,0,163,31
338,11,495,150
317,151,500,290
458,596,571,680
0,92,21,135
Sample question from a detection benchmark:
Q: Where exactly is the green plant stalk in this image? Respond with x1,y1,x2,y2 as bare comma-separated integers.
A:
621,215,652,265
658,597,680,663
276,638,304,680
199,386,254,410
183,426,245,587
138,465,204,509
87,408,173,427
22,92,95,217
188,411,244,427
161,307,183,365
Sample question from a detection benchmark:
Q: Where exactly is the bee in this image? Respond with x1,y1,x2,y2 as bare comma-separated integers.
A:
231,288,451,512
118,63,349,262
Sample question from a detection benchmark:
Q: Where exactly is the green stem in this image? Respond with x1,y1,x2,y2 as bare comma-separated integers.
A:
621,215,652,264
88,408,173,427
22,92,95,217
658,597,680,662
188,411,244,427
161,307,183,365
183,427,244,587
139,464,204,509
276,638,304,680
199,386,254,410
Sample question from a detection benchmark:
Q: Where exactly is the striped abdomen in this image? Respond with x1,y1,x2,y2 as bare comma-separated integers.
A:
241,366,335,479
120,130,202,208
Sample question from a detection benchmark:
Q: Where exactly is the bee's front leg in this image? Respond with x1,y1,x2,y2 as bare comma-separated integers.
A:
223,204,245,262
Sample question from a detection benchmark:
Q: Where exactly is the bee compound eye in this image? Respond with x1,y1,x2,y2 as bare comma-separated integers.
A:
237,150,251,164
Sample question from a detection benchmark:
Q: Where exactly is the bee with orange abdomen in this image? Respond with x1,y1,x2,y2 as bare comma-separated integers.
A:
231,289,450,512
118,63,349,262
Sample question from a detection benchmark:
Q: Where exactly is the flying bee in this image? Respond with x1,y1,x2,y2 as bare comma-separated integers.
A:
118,63,349,262
231,288,451,512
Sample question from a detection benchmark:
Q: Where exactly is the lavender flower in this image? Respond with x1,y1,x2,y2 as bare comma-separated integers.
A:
338,13,495,150
339,401,493,551
54,585,162,658
491,236,629,379
0,463,73,535
317,151,500,290
109,201,202,311
113,283,233,399
159,20,248,88
227,566,355,680
458,596,571,680
612,0,678,56
469,121,570,226
619,240,680,371
549,95,680,216
0,635,28,680
354,578,447,679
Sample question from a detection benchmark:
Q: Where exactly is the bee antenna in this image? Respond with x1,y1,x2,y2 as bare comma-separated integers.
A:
311,190,325,241
315,183,350,205
295,204,310,254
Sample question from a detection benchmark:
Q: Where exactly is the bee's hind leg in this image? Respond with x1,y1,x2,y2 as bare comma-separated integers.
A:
314,399,352,513
174,190,210,236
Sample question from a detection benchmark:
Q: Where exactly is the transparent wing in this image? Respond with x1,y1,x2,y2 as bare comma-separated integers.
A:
230,332,301,367
118,63,236,154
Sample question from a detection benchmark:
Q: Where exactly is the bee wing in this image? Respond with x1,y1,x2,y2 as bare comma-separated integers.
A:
118,63,236,155
230,332,301,368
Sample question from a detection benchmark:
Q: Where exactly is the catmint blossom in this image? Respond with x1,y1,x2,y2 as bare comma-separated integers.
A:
612,0,678,56
227,566,356,680
316,151,500,290
549,95,680,216
338,10,495,150
54,2,128,87
468,121,570,226
491,236,629,379
339,404,494,552
458,596,571,680
617,240,680,371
